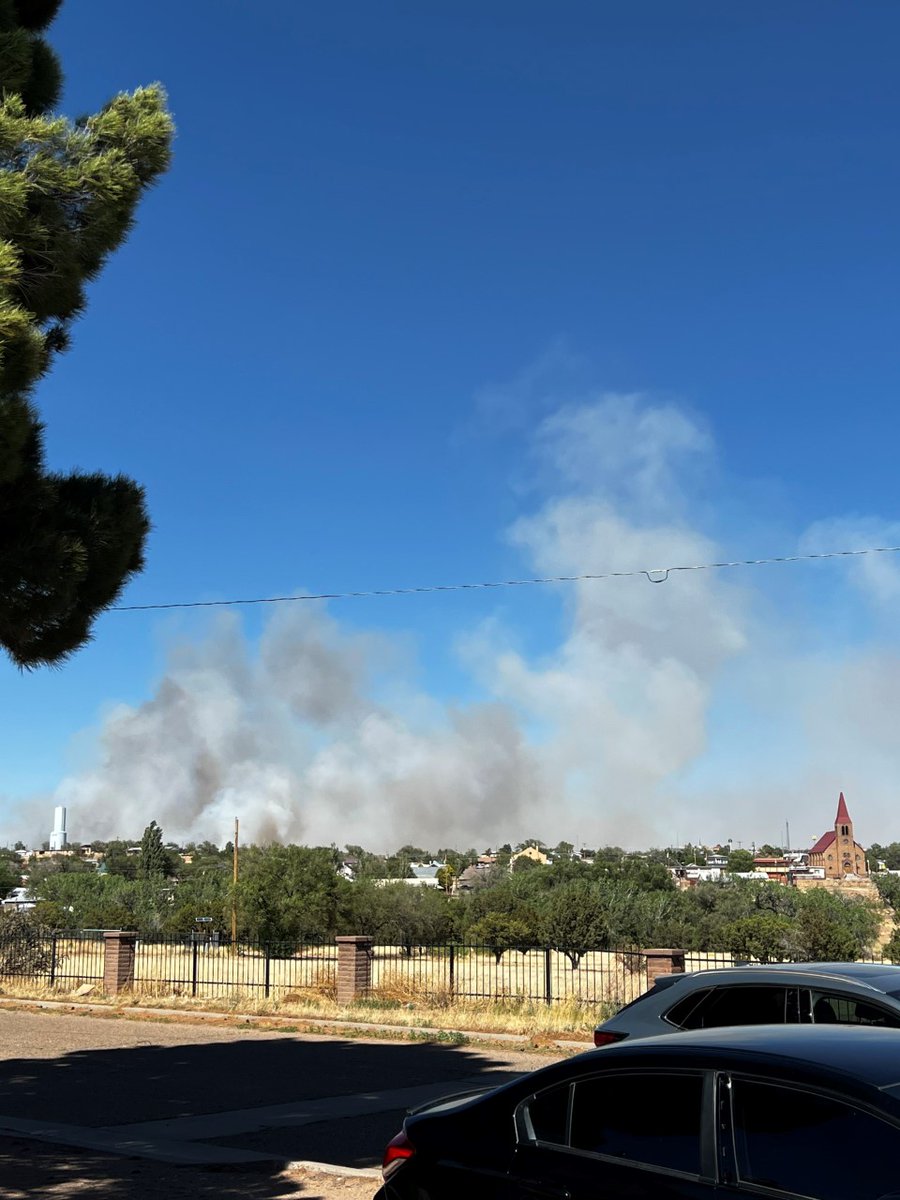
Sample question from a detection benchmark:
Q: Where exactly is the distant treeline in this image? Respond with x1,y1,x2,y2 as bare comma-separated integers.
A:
5,831,896,963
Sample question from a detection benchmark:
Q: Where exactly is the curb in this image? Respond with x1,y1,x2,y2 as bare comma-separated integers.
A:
286,1159,381,1179
0,995,592,1051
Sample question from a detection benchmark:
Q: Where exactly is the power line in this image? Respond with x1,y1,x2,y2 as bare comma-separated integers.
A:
111,544,900,613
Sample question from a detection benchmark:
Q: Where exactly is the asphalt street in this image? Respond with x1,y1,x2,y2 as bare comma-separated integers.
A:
0,1008,560,1172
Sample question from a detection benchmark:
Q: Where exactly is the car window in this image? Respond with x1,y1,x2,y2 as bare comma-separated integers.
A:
675,985,789,1029
808,989,900,1028
665,987,712,1028
522,1083,571,1146
569,1072,704,1176
732,1078,900,1199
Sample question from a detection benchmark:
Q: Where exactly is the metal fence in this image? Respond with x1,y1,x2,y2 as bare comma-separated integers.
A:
0,931,105,989
368,943,650,1008
133,937,337,999
3,932,894,1009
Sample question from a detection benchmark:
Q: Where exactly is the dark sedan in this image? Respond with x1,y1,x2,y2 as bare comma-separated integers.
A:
376,1024,900,1199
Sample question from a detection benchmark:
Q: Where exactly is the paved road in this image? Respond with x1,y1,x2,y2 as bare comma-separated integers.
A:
0,1008,562,1176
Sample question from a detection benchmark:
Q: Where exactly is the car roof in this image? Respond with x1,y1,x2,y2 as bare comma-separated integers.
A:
591,1024,900,1090
661,962,900,995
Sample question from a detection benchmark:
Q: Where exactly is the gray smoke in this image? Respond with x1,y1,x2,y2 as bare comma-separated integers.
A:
33,392,900,851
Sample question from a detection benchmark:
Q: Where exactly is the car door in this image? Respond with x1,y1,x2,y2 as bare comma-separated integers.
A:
724,1074,900,1199
510,1069,718,1199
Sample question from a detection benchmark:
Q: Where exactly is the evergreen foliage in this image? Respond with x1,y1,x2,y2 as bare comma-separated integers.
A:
138,820,169,879
0,0,173,667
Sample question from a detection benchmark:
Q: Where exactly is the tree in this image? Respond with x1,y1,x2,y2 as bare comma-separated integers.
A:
869,843,900,870
237,844,348,944
0,846,21,895
542,881,606,969
435,865,455,893
139,821,169,879
467,913,536,964
348,882,455,954
0,908,53,974
722,913,792,963
726,849,756,873
0,0,174,667
786,890,879,962
874,873,900,914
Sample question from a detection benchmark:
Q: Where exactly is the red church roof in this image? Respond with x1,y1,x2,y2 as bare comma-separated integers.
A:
835,791,850,824
809,830,836,857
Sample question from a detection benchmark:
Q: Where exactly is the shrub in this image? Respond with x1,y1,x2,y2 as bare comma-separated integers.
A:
0,909,53,977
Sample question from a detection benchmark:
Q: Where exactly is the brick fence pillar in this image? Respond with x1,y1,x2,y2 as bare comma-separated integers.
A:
103,930,138,995
644,948,686,987
336,935,373,1005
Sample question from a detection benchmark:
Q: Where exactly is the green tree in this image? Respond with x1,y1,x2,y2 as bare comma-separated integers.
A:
675,844,707,867
0,846,21,895
139,821,169,879
435,865,455,893
0,0,173,668
722,913,792,963
726,849,756,873
542,880,606,969
870,844,900,870
347,882,455,953
511,854,542,874
786,890,879,962
467,913,536,964
874,872,900,913
237,844,347,944
0,908,53,973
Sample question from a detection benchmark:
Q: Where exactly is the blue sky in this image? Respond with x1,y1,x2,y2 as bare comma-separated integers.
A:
2,1,900,850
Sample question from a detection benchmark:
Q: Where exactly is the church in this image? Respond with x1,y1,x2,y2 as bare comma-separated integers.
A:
807,793,868,879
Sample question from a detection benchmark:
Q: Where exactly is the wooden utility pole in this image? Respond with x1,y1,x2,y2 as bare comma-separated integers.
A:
231,817,239,951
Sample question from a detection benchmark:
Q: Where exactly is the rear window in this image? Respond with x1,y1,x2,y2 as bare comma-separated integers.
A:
665,988,712,1029
809,991,900,1028
673,985,789,1030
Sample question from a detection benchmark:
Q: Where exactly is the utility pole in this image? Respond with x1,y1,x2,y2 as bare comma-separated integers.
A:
231,817,239,952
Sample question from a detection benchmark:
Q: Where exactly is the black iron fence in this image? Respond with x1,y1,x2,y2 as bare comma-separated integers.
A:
0,930,105,989
133,937,337,999
2,931,894,1009
367,943,649,1009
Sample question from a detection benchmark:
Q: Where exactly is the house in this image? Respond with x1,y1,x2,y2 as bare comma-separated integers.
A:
807,793,868,879
455,864,482,892
1,886,35,912
510,845,549,869
410,861,444,880
752,856,795,883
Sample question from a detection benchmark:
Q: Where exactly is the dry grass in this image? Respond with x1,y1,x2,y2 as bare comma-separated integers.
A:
0,980,600,1039
0,941,658,1039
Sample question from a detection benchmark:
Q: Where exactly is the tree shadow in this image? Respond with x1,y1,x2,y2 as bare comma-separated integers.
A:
0,1029,522,1197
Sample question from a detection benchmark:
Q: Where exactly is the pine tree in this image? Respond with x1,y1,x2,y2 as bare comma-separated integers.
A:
139,820,168,879
0,0,173,668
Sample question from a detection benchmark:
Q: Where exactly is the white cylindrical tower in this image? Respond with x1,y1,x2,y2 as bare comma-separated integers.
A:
49,805,68,851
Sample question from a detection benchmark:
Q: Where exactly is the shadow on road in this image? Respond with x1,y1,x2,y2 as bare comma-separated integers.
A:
0,1027,523,1194
0,1135,310,1199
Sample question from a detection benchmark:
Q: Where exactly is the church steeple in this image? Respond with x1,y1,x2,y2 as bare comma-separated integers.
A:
834,792,858,875
835,791,851,828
